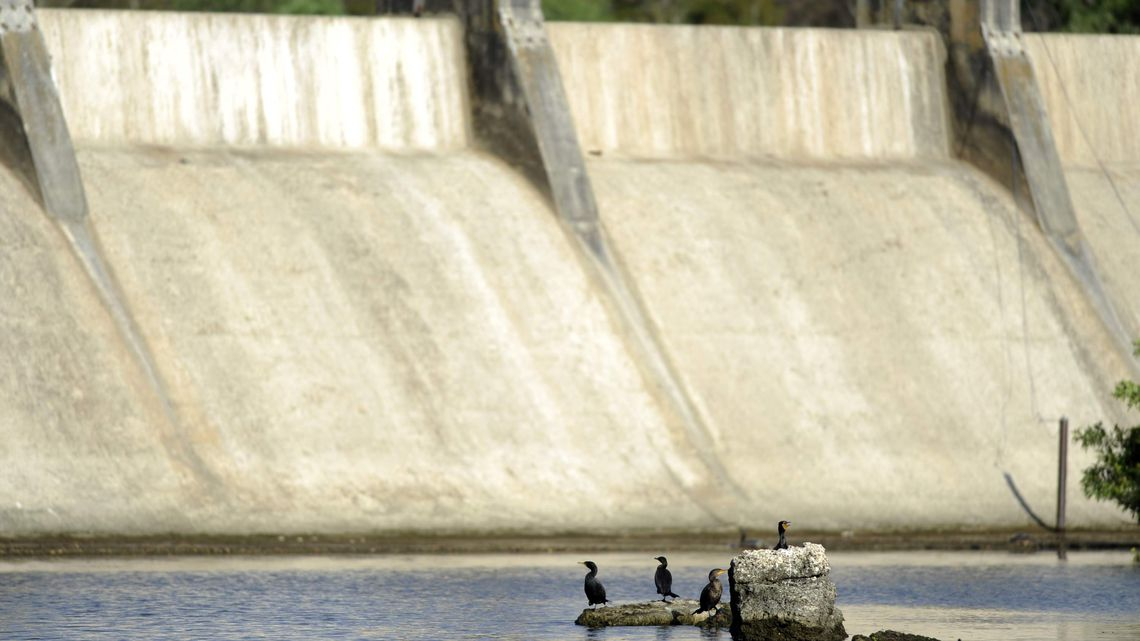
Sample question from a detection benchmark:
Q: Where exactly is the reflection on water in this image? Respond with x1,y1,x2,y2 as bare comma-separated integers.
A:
842,605,1140,641
834,551,1140,641
0,551,1137,640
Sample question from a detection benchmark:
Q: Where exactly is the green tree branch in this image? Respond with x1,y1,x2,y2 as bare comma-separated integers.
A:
1074,340,1140,523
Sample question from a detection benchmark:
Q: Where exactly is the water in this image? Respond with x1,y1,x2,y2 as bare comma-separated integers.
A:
833,552,1140,641
0,551,1137,640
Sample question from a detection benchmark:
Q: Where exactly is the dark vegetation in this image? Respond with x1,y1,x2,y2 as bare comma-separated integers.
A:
1075,340,1140,523
31,0,1140,33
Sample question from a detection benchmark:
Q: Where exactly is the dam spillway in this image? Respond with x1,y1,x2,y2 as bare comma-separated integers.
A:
0,9,1137,537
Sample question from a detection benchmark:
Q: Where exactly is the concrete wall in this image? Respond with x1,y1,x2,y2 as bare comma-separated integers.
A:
1026,34,1140,166
0,12,1136,535
1025,34,1140,341
551,23,1132,529
548,24,950,160
39,11,470,150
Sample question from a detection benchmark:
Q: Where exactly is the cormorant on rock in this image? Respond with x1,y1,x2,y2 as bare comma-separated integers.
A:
693,568,727,615
579,561,609,608
773,520,791,550
653,556,680,602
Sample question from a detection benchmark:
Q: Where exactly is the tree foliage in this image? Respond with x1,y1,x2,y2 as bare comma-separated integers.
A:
543,0,616,21
1041,0,1140,34
1074,340,1140,523
541,0,1140,31
609,0,784,26
30,0,1140,31
38,0,347,14
171,0,345,13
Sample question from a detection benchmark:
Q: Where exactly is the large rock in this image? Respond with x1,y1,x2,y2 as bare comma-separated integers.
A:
729,543,846,641
575,600,731,627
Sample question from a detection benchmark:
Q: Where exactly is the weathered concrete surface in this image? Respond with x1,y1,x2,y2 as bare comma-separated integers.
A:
2,145,727,535
554,23,1134,530
976,5,1137,407
548,24,950,161
476,2,746,522
1,12,1138,536
1026,34,1140,344
730,543,845,641
38,10,471,150
582,157,1131,529
1026,35,1140,167
574,599,730,627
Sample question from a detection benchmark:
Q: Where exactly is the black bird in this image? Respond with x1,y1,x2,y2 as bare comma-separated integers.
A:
773,520,791,550
653,556,680,602
579,561,609,608
693,568,727,615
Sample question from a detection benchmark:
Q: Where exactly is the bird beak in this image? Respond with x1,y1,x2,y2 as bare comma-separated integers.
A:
718,569,727,576
578,561,586,565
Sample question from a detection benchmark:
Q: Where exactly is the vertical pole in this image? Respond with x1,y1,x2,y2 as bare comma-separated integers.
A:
1057,416,1068,560
892,0,903,29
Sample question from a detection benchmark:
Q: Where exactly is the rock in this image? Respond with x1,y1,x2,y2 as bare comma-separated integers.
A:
729,542,846,641
1007,532,1039,553
574,600,732,627
851,631,944,641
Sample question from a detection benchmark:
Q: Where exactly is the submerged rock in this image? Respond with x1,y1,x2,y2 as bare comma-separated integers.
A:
851,631,945,641
574,599,731,627
729,542,846,641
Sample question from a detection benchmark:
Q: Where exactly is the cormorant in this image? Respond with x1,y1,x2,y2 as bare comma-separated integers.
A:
773,520,791,550
579,561,609,608
693,568,727,615
653,556,680,602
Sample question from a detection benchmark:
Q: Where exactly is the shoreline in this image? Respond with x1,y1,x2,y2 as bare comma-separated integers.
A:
2,528,1136,558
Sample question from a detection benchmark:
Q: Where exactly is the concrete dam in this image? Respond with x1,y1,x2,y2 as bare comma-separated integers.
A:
1,6,1138,538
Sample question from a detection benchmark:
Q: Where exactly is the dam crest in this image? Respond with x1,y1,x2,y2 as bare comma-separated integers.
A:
0,6,1137,536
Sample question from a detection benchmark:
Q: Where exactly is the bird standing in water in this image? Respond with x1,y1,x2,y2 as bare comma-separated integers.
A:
773,520,791,550
693,568,727,615
653,556,680,602
579,561,609,608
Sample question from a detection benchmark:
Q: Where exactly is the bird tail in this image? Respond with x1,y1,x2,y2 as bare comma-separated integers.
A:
692,607,703,615
668,592,680,598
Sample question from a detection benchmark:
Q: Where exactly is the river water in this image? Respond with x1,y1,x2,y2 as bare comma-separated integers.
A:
1,550,1137,640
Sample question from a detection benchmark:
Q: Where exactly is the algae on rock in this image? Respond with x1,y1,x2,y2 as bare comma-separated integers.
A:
575,599,731,627
729,542,846,641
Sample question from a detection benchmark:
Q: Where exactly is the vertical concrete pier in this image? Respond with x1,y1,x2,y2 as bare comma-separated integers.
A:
0,2,221,497
0,0,86,222
453,0,747,522
977,0,1137,369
